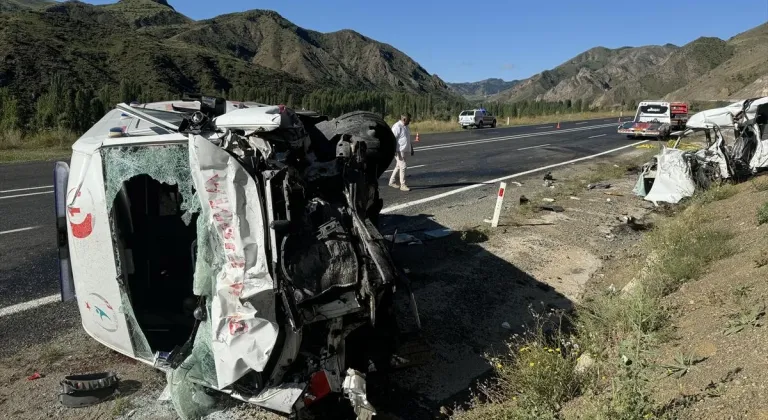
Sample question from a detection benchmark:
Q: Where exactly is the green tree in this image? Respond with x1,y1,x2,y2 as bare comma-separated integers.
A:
0,88,20,131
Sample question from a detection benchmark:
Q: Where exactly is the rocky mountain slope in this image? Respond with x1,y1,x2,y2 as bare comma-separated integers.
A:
488,22,766,107
447,78,520,100
666,23,768,100
0,0,453,104
0,0,50,12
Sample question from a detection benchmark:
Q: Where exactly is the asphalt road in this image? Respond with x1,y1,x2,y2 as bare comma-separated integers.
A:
0,116,633,312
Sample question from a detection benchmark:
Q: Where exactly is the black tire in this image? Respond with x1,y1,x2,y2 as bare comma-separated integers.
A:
462,125,467,130
627,135,636,140
477,121,483,129
491,119,497,128
313,111,396,179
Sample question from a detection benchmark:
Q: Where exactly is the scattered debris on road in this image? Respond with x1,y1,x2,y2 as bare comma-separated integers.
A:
58,372,121,408
424,228,454,239
538,205,565,213
587,182,611,190
384,233,423,246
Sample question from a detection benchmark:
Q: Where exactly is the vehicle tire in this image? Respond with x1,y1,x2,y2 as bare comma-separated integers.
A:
477,121,483,129
462,125,467,130
491,120,497,128
313,111,396,179
627,135,636,140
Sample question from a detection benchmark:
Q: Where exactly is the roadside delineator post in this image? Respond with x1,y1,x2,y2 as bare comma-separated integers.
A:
415,132,420,142
489,182,507,228
618,110,623,123
507,116,510,125
556,121,560,129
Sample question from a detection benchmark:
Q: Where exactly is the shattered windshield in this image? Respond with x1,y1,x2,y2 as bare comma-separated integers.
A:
101,144,200,224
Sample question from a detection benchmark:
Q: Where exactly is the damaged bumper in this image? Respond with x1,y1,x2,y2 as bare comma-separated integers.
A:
618,121,667,137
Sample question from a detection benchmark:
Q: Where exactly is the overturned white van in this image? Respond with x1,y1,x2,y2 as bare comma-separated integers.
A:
53,96,418,418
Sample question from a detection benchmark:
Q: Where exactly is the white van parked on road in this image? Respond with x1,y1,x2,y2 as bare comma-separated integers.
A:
459,108,496,129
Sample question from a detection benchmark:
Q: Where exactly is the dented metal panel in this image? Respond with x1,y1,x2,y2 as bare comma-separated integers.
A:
644,147,696,204
66,150,138,358
188,134,279,389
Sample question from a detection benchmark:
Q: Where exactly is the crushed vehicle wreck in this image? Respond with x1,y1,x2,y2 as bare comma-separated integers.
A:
634,96,768,204
53,96,420,418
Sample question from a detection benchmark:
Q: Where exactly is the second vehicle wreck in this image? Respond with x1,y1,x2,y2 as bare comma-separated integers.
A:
634,96,768,204
54,97,420,418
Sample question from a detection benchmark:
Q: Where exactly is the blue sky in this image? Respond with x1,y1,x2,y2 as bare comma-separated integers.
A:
84,0,768,83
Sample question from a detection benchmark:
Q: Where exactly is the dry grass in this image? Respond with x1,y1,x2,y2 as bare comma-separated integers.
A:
454,181,736,420
758,201,768,225
751,178,768,192
692,183,738,205
0,128,77,163
452,312,581,420
643,206,735,295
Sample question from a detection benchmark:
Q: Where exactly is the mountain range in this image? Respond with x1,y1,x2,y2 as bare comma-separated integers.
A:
465,22,768,107
0,0,453,106
446,78,520,100
1,0,766,114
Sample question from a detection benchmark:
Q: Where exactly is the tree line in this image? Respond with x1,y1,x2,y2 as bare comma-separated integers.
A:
0,76,623,136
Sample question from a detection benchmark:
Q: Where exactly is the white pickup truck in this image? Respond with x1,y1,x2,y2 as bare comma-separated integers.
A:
618,101,689,139
459,108,497,129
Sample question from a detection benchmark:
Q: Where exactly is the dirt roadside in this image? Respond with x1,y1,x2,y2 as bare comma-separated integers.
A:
3,142,741,420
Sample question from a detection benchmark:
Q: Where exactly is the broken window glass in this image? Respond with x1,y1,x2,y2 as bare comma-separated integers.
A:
101,144,201,224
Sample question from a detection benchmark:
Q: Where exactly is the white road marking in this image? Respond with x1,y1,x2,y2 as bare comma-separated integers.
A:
0,185,53,194
517,144,551,151
588,134,607,139
575,122,588,125
0,294,60,318
381,140,648,214
0,191,53,200
537,126,553,129
0,226,42,235
385,164,427,173
416,123,616,152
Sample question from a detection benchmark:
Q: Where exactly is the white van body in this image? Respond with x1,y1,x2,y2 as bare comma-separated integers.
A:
54,99,415,418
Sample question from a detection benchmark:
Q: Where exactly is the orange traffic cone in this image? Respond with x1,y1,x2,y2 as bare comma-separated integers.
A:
415,132,420,142
556,122,560,129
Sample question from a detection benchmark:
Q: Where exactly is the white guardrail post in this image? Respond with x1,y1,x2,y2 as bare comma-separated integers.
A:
490,182,506,228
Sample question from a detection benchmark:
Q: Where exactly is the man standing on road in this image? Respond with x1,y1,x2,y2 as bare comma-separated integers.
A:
389,112,414,191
